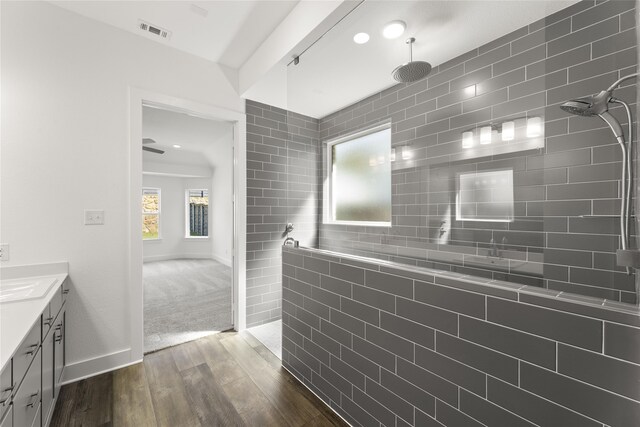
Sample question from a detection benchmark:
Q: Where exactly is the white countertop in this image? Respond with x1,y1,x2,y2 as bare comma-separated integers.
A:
0,262,68,371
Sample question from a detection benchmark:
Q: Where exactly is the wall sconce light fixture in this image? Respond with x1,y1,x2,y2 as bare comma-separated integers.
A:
461,116,543,150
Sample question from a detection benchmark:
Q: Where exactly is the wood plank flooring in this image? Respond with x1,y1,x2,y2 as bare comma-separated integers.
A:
50,331,348,427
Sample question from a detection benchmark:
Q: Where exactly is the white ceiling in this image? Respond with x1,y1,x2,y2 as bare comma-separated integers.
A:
285,0,581,118
51,0,581,119
51,0,299,68
142,106,233,170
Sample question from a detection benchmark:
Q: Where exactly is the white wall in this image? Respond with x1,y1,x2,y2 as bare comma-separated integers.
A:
142,176,214,262
141,105,234,265
210,147,233,265
0,1,243,380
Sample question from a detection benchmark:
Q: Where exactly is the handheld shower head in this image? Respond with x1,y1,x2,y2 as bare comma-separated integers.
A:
559,89,623,138
559,90,611,117
558,73,637,274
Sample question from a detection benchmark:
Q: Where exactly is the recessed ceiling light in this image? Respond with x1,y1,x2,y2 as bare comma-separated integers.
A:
353,32,370,44
383,20,406,39
172,144,182,149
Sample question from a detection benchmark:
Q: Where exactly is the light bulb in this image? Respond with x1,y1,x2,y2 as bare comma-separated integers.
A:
502,121,515,141
480,126,492,145
527,117,542,137
383,21,406,39
462,131,474,148
353,32,370,44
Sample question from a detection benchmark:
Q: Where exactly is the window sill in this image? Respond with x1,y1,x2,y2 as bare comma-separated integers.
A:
143,238,162,242
185,236,210,240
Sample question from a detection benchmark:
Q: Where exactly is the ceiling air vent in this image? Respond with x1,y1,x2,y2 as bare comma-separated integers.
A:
138,20,171,40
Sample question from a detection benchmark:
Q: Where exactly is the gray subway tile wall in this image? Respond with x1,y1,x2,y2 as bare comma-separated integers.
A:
282,246,640,427
245,100,321,327
315,0,638,303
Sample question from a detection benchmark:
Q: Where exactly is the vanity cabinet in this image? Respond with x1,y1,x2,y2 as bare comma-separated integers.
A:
0,278,68,427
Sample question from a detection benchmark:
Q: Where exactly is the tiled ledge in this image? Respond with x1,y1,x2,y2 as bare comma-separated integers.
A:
284,246,640,327
282,245,640,427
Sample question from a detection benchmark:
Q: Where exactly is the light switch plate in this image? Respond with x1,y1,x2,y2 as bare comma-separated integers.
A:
84,210,105,225
0,244,9,261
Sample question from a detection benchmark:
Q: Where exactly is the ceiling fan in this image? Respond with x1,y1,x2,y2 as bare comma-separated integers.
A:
142,138,164,154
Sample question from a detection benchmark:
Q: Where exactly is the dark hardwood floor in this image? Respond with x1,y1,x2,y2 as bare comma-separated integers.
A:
50,331,348,427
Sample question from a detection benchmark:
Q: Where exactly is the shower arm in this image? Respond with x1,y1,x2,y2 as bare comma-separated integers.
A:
607,73,639,93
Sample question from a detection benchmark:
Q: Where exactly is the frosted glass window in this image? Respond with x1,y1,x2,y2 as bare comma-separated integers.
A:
456,169,514,222
327,126,391,224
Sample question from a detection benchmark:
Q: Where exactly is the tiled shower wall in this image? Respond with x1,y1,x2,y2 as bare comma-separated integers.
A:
318,0,639,303
282,247,640,427
245,100,321,327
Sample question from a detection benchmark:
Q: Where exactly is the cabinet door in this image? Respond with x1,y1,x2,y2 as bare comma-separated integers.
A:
13,349,41,427
53,311,65,397
42,326,55,426
0,404,11,427
0,362,11,421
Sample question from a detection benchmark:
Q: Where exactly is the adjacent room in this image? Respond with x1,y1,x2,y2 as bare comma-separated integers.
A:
142,106,234,352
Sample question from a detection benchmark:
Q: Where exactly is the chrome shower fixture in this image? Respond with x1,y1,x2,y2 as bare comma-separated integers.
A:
560,73,638,273
392,37,432,83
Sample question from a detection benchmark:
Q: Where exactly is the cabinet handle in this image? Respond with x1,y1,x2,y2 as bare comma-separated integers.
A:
55,334,63,343
0,387,12,405
44,316,54,327
25,343,38,356
26,391,39,408
62,289,70,295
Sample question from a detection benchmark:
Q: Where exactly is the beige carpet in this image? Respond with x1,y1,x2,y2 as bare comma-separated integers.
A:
143,258,232,353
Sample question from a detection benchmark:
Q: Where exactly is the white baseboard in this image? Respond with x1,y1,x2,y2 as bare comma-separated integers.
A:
211,253,232,267
143,253,212,263
61,348,141,385
143,253,231,266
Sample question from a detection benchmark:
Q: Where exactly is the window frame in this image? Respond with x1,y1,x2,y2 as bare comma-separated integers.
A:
323,122,392,227
142,187,161,240
185,188,210,239
455,169,515,223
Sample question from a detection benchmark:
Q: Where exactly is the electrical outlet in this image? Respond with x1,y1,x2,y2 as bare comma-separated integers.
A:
0,244,9,261
84,210,105,225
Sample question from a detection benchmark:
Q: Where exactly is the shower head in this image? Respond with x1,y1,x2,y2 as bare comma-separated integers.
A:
559,90,611,117
559,98,598,117
560,89,623,138
392,37,432,83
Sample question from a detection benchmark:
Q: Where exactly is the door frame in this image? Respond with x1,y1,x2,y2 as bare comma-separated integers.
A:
129,88,246,361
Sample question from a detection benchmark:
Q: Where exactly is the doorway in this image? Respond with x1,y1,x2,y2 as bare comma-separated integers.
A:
129,89,247,361
141,105,234,352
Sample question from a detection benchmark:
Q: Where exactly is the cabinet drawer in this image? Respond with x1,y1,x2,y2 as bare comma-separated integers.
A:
12,319,40,393
0,362,11,420
13,349,41,427
0,404,11,427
